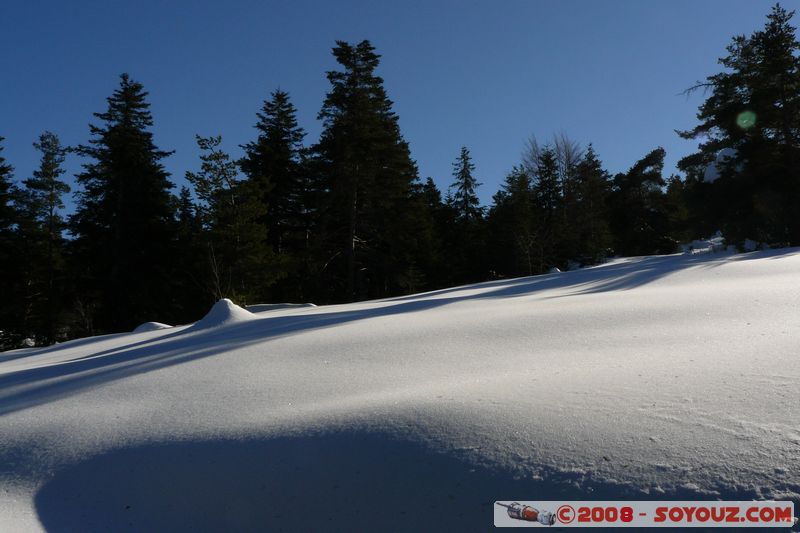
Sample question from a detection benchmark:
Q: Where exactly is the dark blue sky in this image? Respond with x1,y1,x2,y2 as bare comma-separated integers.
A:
0,0,786,207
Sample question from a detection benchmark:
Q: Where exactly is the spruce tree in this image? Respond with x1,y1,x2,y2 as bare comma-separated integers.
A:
315,40,424,301
17,132,70,343
443,146,487,283
241,89,316,301
70,74,178,333
678,4,800,246
448,146,482,221
241,90,306,252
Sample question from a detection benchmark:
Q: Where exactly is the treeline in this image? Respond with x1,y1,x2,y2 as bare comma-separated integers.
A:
1,5,798,348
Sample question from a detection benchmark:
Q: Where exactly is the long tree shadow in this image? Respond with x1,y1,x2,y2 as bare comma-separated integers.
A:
32,430,781,533
2,248,797,417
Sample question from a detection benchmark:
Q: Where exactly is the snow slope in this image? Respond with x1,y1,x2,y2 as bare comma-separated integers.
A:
1,249,799,531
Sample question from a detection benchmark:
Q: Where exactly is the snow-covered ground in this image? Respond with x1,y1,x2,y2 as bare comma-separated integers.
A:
1,249,799,531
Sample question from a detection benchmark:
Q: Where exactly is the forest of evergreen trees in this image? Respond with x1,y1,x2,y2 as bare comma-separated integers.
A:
1,5,798,348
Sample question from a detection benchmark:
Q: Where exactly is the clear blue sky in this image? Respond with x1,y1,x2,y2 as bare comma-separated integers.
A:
0,0,788,208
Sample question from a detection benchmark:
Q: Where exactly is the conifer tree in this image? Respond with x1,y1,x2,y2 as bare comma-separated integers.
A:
532,146,562,269
171,186,208,321
315,40,424,301
678,4,800,246
573,145,612,264
186,135,273,303
70,74,178,333
488,166,537,276
241,89,313,301
609,147,675,256
241,90,306,248
448,146,482,221
17,132,70,342
0,137,22,348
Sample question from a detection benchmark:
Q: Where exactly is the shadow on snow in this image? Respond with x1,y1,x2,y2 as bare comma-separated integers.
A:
0,248,797,417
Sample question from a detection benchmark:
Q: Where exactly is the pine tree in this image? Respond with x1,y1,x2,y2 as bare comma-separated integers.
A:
610,147,675,256
315,40,424,301
678,4,800,246
448,146,482,221
70,74,179,333
17,132,70,343
186,135,273,304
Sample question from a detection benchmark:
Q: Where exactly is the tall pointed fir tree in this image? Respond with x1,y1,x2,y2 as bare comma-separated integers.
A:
240,89,312,300
448,146,482,221
315,40,426,301
678,4,800,246
70,74,179,333
444,146,487,283
17,132,71,343
186,134,273,304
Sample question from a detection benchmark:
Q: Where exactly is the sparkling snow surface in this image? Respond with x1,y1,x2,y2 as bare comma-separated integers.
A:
1,249,799,531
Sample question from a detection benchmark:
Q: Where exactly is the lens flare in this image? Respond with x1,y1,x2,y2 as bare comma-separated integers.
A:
736,110,756,129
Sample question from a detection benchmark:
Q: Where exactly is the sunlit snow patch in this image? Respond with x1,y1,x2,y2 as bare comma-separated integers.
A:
703,147,738,183
189,298,257,330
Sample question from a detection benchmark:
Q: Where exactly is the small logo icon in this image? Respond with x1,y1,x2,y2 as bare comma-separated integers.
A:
557,504,576,524
496,502,556,525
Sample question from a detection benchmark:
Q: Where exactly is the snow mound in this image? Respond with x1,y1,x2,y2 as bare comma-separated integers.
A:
132,322,172,333
190,298,257,330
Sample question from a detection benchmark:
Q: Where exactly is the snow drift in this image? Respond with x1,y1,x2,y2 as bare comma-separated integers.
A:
188,298,257,330
1,249,800,531
132,321,172,333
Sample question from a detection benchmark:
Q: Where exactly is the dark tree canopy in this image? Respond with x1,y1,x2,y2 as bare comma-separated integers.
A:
70,73,179,333
679,4,800,246
16,132,71,343
314,40,424,301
